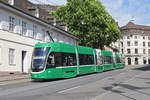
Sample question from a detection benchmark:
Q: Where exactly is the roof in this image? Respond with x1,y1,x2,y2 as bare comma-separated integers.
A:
120,22,150,31
0,0,66,29
0,1,79,40
35,4,59,13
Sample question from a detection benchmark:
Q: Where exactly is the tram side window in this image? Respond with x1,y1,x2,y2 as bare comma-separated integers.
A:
54,52,62,67
46,52,77,68
79,54,94,65
46,52,56,68
104,56,112,64
117,57,121,63
88,55,94,65
62,53,77,66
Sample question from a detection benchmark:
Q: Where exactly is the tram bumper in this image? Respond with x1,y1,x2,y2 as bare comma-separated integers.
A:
30,72,47,79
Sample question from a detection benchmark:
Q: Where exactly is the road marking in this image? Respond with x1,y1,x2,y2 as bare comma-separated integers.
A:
58,86,81,94
0,79,31,86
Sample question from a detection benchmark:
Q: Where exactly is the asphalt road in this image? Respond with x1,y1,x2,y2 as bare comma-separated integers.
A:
0,65,148,100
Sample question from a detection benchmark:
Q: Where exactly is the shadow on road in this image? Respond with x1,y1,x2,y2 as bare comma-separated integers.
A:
132,65,150,71
103,83,150,100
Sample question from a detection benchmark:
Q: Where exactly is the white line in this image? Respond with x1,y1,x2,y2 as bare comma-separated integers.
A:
58,86,81,93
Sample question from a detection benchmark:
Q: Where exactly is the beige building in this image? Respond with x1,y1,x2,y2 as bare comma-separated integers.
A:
118,22,150,65
0,1,79,73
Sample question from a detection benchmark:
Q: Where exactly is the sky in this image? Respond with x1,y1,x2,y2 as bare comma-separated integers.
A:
29,0,150,27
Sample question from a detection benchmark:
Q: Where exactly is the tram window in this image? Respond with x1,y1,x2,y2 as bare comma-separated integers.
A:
104,56,112,64
117,57,121,63
88,55,94,64
79,54,94,65
62,53,77,66
46,52,77,68
55,52,62,67
79,54,85,65
62,53,68,66
46,52,55,68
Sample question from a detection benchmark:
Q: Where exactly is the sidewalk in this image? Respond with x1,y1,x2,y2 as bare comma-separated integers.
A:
94,65,150,100
0,72,30,82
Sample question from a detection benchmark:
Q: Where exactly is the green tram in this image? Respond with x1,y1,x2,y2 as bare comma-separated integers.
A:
30,42,125,79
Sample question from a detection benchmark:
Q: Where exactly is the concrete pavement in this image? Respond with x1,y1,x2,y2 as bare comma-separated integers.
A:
0,65,150,100
0,72,30,82
93,65,150,100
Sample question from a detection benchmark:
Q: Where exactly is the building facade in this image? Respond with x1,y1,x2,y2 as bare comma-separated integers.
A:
0,1,79,73
118,22,150,65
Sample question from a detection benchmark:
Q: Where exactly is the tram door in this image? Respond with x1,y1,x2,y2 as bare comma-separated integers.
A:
22,51,28,73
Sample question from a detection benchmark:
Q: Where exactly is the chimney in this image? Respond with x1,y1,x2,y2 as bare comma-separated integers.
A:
53,17,56,26
35,8,39,18
8,0,14,5
65,24,68,31
28,7,39,18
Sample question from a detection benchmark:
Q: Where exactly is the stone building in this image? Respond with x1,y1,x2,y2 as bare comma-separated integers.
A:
0,1,79,73
0,0,67,30
118,22,150,65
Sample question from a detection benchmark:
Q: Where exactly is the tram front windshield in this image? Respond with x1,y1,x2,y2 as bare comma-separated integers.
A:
31,47,50,72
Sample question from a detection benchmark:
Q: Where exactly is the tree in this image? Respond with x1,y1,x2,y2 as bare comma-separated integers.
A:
52,0,121,49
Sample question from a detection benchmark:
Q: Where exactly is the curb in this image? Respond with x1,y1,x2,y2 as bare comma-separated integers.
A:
0,76,30,83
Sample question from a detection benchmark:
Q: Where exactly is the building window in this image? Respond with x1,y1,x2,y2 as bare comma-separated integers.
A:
127,41,130,46
127,36,130,39
143,42,145,47
9,16,15,32
9,48,15,65
8,0,14,5
33,25,37,39
121,42,123,47
42,29,46,41
143,36,145,39
148,36,150,40
148,42,150,47
122,49,124,54
134,41,138,46
143,49,146,54
135,48,138,54
134,35,137,39
148,49,150,56
22,21,27,36
127,49,131,54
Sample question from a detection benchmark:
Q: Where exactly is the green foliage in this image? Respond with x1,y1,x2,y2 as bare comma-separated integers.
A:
52,0,121,49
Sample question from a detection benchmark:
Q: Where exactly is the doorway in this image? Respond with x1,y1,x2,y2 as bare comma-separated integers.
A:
149,58,150,64
128,57,131,65
135,57,138,65
22,51,28,73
